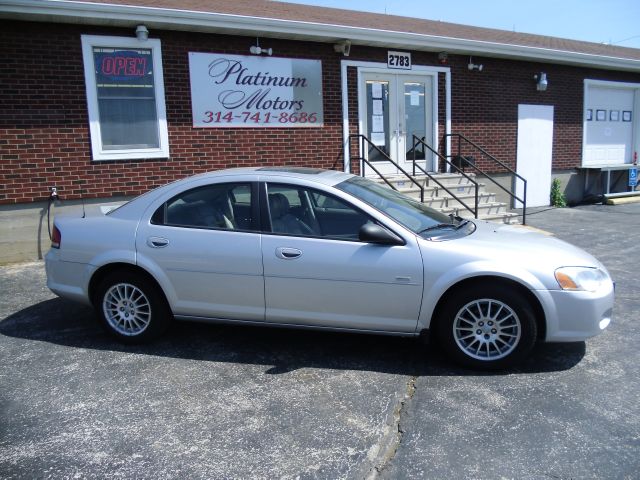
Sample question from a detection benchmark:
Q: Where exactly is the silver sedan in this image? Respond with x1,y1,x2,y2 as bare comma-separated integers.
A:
45,167,614,369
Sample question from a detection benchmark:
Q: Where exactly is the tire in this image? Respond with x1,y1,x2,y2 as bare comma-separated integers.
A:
436,285,537,370
94,270,172,343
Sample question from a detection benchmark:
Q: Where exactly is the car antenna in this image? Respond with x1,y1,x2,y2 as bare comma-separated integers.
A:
81,188,86,218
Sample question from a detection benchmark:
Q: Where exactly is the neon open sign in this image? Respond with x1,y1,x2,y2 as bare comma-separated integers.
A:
93,48,153,86
100,55,147,77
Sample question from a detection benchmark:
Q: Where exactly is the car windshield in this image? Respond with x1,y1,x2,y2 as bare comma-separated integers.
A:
336,176,466,235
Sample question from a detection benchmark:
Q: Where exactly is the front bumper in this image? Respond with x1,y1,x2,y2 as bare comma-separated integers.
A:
542,282,615,342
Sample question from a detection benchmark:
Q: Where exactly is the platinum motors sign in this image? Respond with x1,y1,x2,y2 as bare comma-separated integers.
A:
189,53,324,128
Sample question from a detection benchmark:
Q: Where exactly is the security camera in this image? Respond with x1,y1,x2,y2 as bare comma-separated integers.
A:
333,40,351,57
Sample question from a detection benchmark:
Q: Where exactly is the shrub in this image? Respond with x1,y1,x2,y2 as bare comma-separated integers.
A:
550,178,567,207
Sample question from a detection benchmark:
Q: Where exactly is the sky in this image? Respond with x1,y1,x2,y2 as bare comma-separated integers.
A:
279,0,640,49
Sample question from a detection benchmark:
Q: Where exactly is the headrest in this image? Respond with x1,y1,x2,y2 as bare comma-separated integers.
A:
269,193,290,219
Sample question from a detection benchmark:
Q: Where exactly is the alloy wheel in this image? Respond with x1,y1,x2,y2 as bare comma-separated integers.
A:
102,283,152,336
452,298,522,361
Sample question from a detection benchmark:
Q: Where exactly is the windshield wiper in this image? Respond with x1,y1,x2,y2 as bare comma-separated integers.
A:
448,213,472,230
455,219,471,229
419,223,457,234
419,218,472,235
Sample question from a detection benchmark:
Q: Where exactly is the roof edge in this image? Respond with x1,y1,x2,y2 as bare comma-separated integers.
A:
2,0,640,72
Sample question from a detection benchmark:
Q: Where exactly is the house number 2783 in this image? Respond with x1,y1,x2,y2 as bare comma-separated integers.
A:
387,51,412,70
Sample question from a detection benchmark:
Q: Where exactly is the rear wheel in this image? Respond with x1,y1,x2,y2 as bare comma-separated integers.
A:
437,285,537,369
94,271,171,343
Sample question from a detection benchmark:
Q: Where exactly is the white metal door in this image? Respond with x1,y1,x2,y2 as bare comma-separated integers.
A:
516,104,554,208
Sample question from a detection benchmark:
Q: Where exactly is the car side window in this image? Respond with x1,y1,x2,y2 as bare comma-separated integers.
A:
266,183,372,240
152,183,255,231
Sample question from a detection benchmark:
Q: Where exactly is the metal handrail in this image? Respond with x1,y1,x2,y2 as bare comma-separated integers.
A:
443,133,528,224
348,134,424,202
412,135,479,218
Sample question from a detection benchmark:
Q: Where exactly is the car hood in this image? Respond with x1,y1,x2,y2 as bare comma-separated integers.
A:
454,220,605,270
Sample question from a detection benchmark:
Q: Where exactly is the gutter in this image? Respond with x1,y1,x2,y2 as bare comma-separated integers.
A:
1,0,640,72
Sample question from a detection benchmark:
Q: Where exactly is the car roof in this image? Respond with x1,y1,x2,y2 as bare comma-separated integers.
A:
191,167,355,187
107,167,357,220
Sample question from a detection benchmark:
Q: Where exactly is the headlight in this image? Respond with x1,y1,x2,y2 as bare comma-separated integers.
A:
554,267,608,292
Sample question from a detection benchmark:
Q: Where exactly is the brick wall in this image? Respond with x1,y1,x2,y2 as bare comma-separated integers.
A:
0,21,344,204
444,54,640,172
1,20,639,205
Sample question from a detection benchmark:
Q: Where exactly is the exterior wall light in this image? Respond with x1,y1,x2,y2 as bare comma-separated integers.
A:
135,24,149,41
535,72,548,91
467,56,483,71
250,38,272,56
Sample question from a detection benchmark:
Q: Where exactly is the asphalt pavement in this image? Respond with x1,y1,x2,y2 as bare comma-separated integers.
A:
1,203,638,479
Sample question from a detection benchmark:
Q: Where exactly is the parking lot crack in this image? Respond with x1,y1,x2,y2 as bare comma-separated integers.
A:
363,375,417,479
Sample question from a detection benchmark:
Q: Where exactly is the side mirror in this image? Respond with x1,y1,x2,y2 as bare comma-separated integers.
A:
359,223,404,245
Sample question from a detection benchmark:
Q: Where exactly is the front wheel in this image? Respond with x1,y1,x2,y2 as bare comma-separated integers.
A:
437,285,538,370
94,271,171,343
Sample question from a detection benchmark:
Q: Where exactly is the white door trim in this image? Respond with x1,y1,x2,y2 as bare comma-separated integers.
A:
340,60,451,173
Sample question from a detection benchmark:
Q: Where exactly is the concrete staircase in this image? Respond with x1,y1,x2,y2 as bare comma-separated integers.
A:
375,173,520,224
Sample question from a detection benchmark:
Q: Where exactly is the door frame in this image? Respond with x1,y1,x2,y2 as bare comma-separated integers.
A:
340,60,451,174
358,71,435,175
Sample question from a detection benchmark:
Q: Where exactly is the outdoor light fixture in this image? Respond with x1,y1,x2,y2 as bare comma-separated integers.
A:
333,40,351,57
438,52,448,64
535,72,548,91
467,56,483,71
250,38,272,56
135,24,149,41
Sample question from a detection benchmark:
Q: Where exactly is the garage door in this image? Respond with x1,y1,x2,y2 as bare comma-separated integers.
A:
584,85,635,166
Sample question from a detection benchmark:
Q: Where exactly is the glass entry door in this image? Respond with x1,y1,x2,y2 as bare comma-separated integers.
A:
361,73,433,175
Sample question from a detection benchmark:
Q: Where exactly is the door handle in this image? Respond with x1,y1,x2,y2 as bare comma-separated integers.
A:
147,236,169,248
275,247,302,260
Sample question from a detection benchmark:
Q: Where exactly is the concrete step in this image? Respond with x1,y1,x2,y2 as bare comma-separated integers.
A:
371,173,522,225
404,191,496,209
477,212,521,224
399,183,488,198
441,202,508,217
376,173,477,189
442,205,520,224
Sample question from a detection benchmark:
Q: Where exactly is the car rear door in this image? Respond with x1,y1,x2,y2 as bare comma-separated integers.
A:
261,181,423,333
136,180,264,321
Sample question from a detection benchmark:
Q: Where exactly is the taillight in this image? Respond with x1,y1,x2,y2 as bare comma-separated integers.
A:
51,225,61,249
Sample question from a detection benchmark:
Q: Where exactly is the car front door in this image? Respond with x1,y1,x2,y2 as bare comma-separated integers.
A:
136,180,264,321
261,182,423,333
